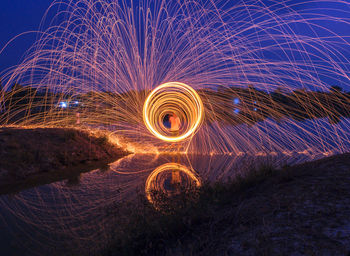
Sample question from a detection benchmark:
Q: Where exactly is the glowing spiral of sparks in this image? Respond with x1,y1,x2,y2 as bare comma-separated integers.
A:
145,162,201,208
143,82,204,142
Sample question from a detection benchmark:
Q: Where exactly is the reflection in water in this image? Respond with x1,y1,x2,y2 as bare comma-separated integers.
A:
0,152,343,255
145,163,201,210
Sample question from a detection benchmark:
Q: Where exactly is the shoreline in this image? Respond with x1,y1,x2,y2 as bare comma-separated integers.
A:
0,127,130,192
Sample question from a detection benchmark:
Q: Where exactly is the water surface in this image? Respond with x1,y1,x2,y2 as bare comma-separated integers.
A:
0,152,326,255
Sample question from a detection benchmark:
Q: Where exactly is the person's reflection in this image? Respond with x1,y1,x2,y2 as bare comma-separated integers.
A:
171,169,181,186
145,163,201,210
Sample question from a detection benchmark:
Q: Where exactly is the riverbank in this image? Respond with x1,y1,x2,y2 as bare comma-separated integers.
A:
0,127,130,192
105,153,350,256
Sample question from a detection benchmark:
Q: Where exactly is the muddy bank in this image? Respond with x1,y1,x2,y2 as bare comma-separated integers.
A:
0,127,130,189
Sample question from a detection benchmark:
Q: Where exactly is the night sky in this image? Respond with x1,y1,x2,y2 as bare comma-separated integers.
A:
0,0,53,72
0,0,349,90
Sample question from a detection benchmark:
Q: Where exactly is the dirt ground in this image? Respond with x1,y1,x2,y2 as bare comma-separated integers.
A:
0,127,129,187
183,153,350,256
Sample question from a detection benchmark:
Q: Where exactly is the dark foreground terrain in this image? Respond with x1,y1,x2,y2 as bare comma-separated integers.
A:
0,127,129,193
105,153,350,256
0,127,349,255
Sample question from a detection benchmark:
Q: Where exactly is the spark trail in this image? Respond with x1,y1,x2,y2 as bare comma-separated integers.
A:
0,0,349,155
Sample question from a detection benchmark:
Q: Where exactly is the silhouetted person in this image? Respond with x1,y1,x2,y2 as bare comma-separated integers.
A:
169,113,181,134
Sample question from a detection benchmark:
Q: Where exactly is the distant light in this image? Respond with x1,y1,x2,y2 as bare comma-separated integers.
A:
254,108,257,111
233,98,240,105
234,108,240,114
59,102,67,108
74,101,79,105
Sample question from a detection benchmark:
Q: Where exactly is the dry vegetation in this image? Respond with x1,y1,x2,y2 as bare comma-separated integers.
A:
104,153,350,256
